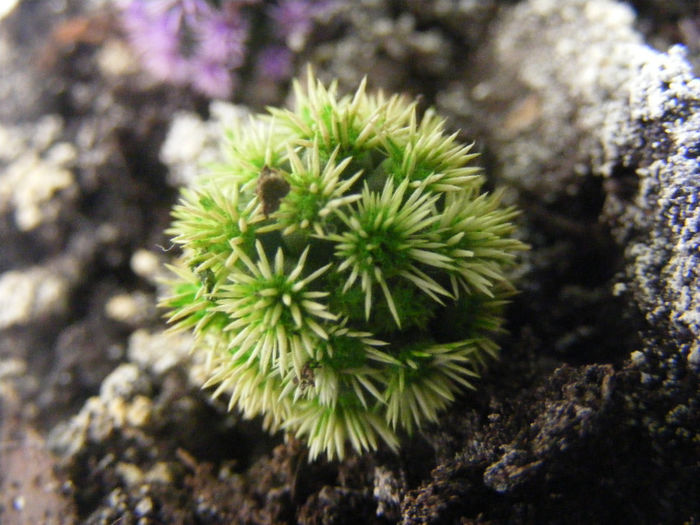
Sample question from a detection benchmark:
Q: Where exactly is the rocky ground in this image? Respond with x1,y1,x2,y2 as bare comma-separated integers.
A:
0,0,698,523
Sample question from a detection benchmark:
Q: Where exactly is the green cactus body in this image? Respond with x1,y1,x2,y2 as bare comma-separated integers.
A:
162,70,526,460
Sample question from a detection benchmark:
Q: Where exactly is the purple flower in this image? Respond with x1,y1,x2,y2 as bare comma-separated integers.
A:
191,58,236,98
194,11,247,66
268,0,338,51
120,0,249,98
269,0,314,50
256,45,293,81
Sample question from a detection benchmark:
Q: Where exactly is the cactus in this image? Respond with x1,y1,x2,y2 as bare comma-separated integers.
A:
161,70,527,460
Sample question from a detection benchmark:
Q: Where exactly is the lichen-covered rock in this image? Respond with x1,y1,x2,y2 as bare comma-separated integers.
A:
304,0,455,94
46,357,255,523
0,266,70,328
599,46,700,362
474,0,646,196
0,115,79,231
126,328,204,384
159,102,249,188
48,364,155,459
445,0,699,362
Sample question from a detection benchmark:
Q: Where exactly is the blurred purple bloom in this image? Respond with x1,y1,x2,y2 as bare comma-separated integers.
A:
269,0,314,50
256,45,294,80
120,0,249,98
192,58,236,98
195,11,247,66
269,0,338,51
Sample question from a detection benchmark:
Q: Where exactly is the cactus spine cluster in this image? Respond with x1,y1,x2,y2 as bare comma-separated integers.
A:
161,70,526,460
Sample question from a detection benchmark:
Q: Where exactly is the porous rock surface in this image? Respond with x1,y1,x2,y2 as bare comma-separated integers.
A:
486,0,700,363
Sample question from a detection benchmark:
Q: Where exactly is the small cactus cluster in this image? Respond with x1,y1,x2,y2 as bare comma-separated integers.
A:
161,70,526,460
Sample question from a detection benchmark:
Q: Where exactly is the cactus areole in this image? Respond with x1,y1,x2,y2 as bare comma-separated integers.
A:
161,70,526,460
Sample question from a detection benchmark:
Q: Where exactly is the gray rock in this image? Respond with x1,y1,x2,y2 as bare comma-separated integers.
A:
0,116,79,232
600,45,699,360
306,0,456,94
0,266,70,328
448,0,699,360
